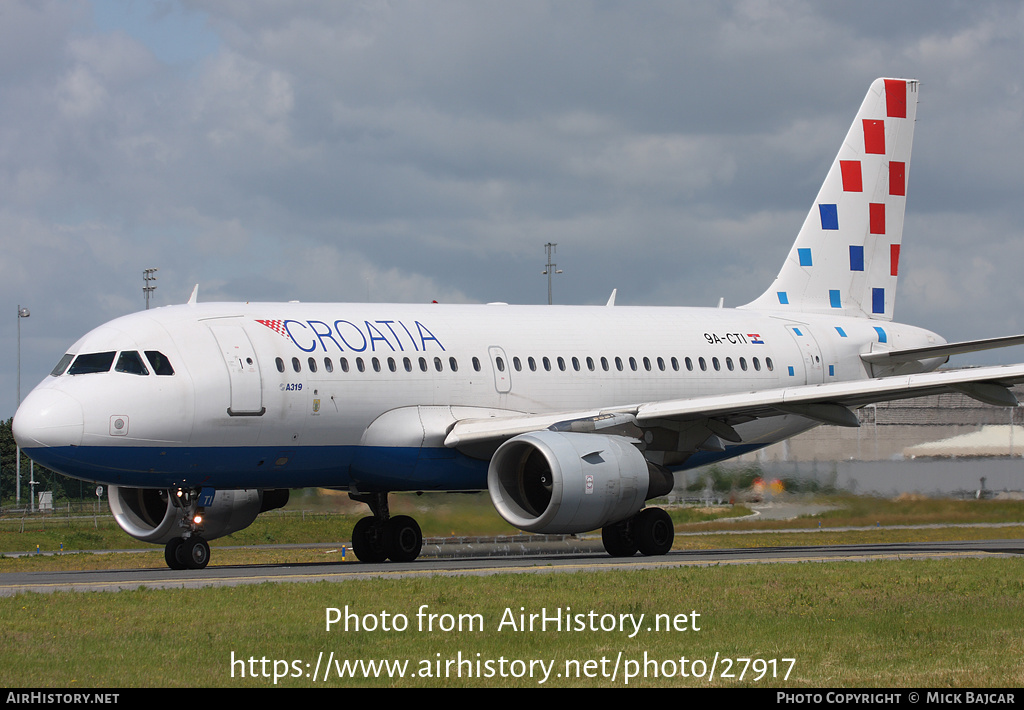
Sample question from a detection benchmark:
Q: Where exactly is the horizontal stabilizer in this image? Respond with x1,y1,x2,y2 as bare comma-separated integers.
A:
861,333,1024,365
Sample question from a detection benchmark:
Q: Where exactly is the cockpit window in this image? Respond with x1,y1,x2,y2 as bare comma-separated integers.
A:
50,353,74,377
115,351,150,376
68,352,116,375
144,351,174,376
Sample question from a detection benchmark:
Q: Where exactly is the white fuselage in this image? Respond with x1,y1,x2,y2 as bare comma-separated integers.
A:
13,301,943,493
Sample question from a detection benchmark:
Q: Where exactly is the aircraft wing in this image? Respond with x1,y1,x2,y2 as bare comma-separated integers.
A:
444,363,1024,450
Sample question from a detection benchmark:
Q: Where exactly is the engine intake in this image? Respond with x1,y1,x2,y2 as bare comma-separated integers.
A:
487,431,656,534
108,486,288,544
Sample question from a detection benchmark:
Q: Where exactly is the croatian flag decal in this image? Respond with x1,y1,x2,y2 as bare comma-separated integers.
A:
257,319,290,339
748,334,765,344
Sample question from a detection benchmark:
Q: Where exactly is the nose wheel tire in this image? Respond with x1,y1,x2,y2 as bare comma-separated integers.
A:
165,538,186,570
184,537,211,569
164,536,210,570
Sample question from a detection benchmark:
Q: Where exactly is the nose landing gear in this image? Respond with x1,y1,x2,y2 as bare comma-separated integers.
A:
163,488,211,570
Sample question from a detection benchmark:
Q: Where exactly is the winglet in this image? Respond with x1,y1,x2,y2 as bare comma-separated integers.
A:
606,289,617,307
187,284,199,306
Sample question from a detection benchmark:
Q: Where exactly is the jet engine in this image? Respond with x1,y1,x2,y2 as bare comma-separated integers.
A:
108,486,289,544
487,430,666,534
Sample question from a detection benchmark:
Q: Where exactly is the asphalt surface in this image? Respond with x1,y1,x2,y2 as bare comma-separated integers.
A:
2,536,1022,596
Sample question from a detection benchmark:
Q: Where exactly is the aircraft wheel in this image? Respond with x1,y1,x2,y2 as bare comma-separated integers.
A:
165,538,187,570
184,537,211,570
635,508,674,556
352,516,387,563
601,520,638,557
384,515,423,562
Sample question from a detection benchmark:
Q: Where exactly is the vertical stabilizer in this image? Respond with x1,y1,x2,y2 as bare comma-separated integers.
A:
742,78,918,320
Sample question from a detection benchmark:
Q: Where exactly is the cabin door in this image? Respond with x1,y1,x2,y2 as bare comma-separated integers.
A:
207,323,266,416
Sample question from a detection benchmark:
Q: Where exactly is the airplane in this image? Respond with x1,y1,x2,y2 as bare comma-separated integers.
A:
13,78,1024,570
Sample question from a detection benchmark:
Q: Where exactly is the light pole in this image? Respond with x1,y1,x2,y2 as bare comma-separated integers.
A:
542,243,562,305
143,268,158,309
16,304,29,506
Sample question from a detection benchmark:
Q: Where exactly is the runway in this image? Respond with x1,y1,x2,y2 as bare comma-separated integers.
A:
2,538,1022,596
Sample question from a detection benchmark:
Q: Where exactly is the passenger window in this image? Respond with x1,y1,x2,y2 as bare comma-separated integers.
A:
69,352,116,375
324,358,334,373
276,357,285,373
145,351,175,376
643,357,651,371
404,357,412,372
739,357,747,371
685,357,693,371
388,357,397,373
557,357,566,372
341,357,350,373
713,357,721,371
449,357,458,372
601,357,609,371
434,357,443,372
308,357,318,373
572,357,580,372
115,351,149,375
495,356,505,372
615,357,623,371
357,357,366,373
419,357,428,372
513,357,522,372
586,357,595,372
543,357,551,372
766,357,774,371
753,357,761,371
292,357,301,373
50,353,74,377
528,357,537,371
629,357,638,371
473,357,481,372
372,358,381,373
699,357,707,372
726,357,733,371
671,357,679,371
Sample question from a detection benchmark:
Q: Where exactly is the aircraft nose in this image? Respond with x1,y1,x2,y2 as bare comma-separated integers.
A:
13,388,84,449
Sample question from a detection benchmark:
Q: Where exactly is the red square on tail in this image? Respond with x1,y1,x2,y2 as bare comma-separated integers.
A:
840,160,862,192
870,203,885,234
884,79,907,118
863,119,885,154
889,161,905,196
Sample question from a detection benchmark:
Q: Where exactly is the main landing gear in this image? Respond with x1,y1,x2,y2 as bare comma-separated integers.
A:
600,507,675,558
163,487,211,570
349,492,423,563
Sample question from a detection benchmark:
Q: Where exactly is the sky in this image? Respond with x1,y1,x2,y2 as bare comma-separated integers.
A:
2,0,1024,420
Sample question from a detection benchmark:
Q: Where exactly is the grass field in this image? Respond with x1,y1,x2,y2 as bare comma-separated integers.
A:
1,493,1023,688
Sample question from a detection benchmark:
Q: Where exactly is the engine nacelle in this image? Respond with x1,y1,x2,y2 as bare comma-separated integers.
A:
487,431,654,534
108,486,289,544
